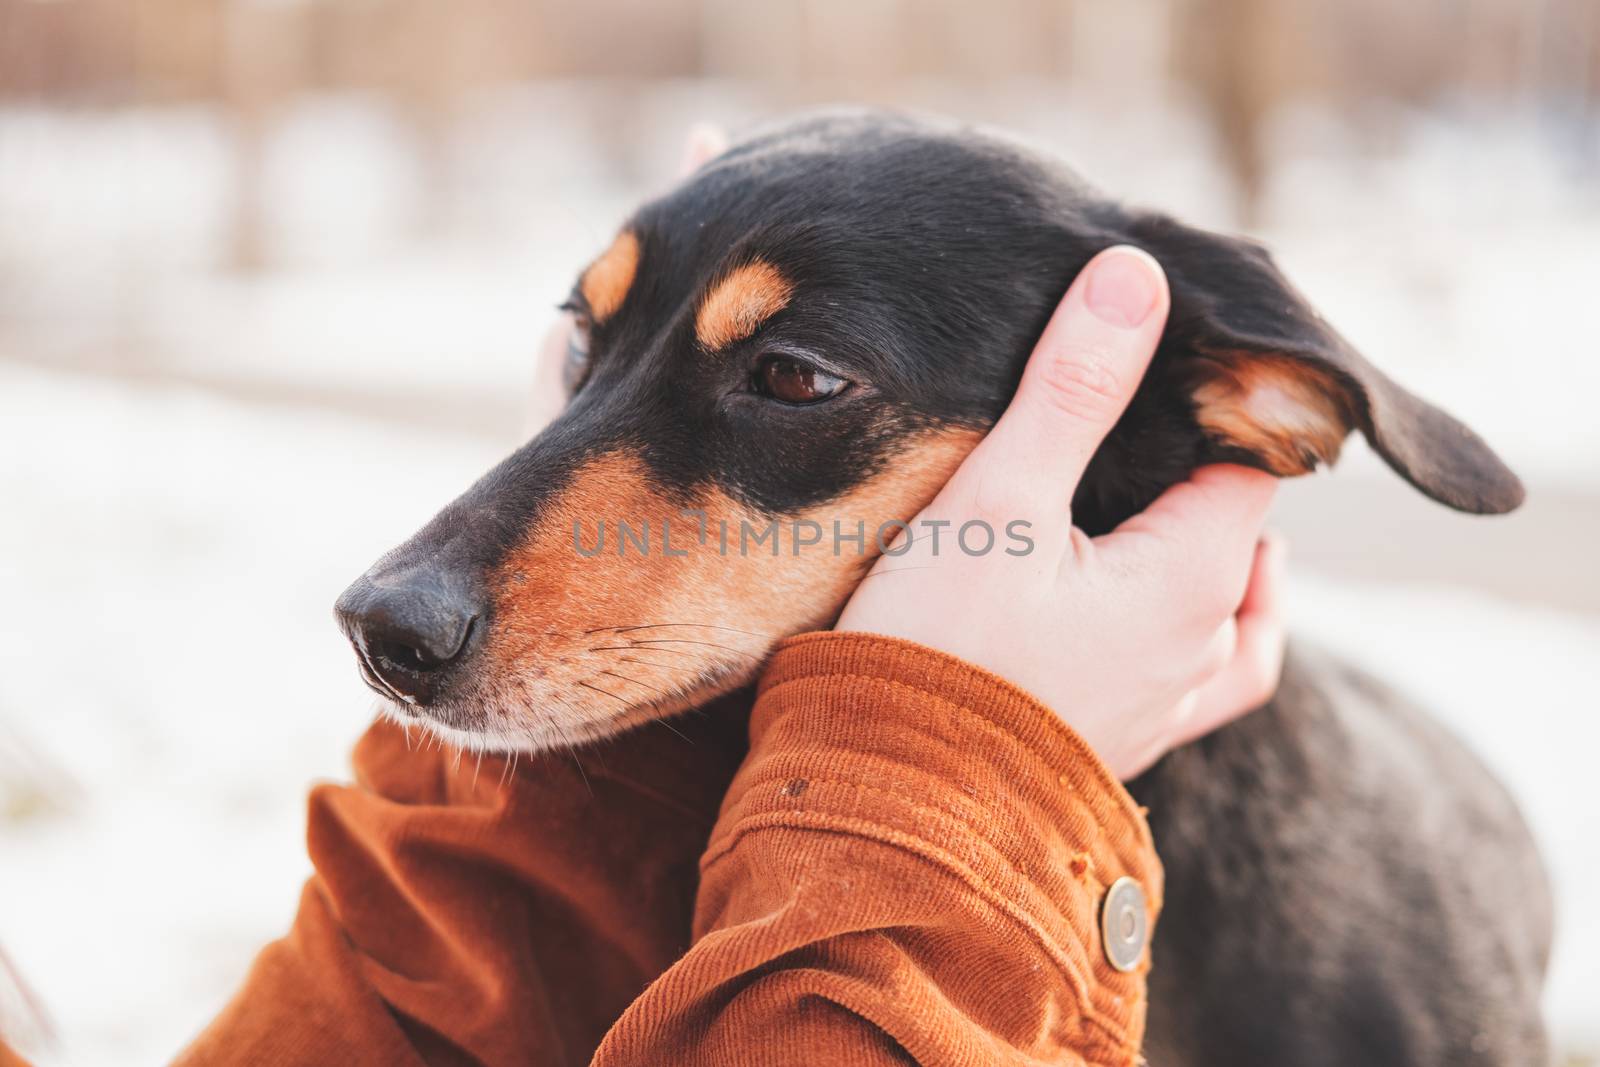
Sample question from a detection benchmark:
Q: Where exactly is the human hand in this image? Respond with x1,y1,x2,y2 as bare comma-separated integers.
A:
836,246,1287,779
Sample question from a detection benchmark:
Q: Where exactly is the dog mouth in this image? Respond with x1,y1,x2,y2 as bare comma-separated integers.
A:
362,632,763,753
373,679,755,755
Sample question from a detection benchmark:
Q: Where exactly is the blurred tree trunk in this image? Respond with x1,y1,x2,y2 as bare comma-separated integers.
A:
218,3,304,273
1177,0,1279,227
386,1,463,240
1559,0,1600,177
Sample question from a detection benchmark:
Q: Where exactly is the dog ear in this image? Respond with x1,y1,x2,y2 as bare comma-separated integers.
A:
1121,212,1524,514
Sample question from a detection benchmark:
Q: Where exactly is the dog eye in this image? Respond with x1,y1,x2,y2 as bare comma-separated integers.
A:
755,356,849,404
562,314,592,393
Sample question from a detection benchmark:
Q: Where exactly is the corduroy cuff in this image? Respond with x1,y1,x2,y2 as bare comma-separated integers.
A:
707,631,1163,1059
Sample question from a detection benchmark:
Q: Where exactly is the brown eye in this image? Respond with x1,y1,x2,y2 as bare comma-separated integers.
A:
756,357,848,404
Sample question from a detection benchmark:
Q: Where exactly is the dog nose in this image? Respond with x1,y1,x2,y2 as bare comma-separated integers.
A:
334,572,482,706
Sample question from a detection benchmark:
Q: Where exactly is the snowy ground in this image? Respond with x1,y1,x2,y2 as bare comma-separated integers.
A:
1,89,1596,1062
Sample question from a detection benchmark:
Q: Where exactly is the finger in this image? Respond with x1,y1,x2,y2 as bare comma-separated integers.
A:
1236,529,1287,619
1124,690,1200,779
1107,464,1277,613
525,312,575,436
1176,534,1288,743
679,122,729,177
1194,615,1239,686
945,246,1170,527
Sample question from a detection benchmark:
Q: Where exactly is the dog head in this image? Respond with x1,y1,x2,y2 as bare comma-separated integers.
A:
335,110,1521,751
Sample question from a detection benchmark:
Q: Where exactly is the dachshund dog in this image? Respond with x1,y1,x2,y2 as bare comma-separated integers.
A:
336,110,1551,1065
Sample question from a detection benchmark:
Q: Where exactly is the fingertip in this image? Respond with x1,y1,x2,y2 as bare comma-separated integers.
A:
1081,245,1170,329
1197,463,1280,523
1190,463,1279,495
1262,527,1289,575
679,122,729,176
1116,463,1274,538
1256,528,1289,586
1240,528,1287,616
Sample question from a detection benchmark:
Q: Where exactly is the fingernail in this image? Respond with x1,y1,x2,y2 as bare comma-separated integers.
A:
1084,247,1161,328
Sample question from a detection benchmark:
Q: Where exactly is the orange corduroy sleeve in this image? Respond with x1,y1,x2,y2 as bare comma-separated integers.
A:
593,631,1163,1067
170,694,752,1067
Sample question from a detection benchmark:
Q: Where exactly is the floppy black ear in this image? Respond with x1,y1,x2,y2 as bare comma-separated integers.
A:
1120,212,1524,514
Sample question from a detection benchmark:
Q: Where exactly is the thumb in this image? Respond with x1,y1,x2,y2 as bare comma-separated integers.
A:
950,246,1169,530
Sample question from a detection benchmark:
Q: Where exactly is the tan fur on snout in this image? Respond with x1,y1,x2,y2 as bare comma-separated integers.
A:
439,432,977,750
1189,352,1354,475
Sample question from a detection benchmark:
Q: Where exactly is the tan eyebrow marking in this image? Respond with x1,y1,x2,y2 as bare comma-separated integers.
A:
695,260,794,352
579,230,641,323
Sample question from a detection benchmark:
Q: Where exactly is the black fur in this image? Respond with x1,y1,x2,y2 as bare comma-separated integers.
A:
1137,647,1550,1067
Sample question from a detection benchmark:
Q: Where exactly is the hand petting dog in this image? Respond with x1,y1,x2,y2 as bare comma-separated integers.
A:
837,246,1287,778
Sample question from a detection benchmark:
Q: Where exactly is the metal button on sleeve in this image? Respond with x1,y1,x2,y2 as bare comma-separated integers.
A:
1100,876,1148,973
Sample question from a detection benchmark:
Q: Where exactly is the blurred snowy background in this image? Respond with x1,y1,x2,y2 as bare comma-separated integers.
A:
0,1,1597,1063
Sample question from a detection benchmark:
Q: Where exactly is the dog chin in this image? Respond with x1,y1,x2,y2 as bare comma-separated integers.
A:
371,661,756,754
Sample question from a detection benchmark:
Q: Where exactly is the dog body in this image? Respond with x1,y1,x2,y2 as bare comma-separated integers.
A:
335,111,1551,1063
1135,645,1550,1065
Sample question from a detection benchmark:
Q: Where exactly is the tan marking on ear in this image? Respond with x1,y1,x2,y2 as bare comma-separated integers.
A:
580,230,641,323
477,430,978,747
695,260,793,351
1190,353,1354,476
